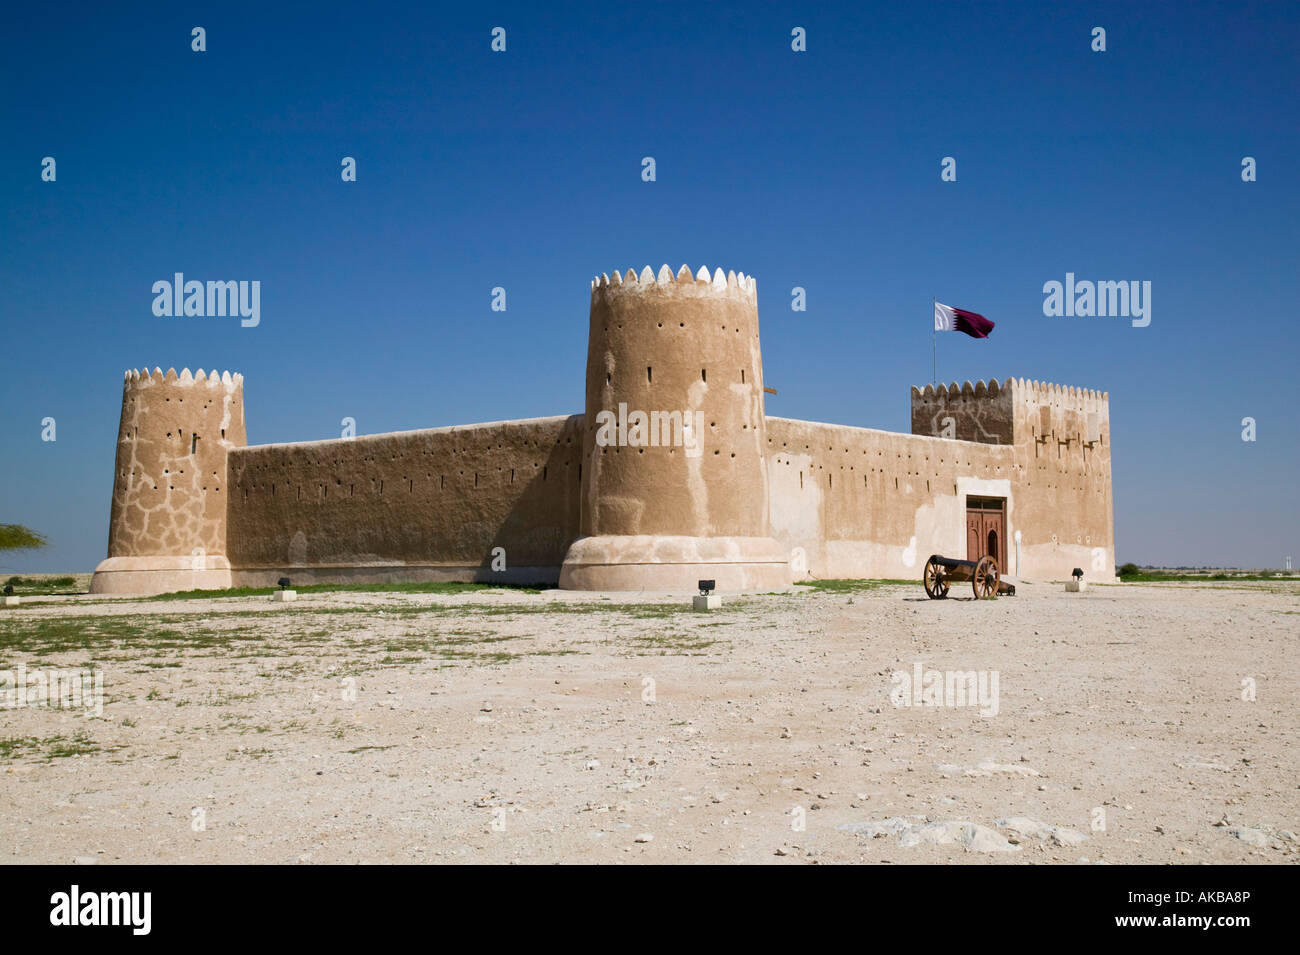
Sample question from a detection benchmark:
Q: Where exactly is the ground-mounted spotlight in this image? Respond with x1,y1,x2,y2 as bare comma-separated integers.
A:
693,579,720,611
272,574,297,602
1066,567,1087,593
2,582,17,607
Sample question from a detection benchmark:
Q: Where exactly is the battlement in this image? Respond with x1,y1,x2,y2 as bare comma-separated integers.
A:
912,378,1007,402
1008,377,1108,414
124,367,243,391
911,377,1110,447
590,264,757,301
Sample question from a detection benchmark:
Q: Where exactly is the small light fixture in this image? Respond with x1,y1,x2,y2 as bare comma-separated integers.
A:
2,583,13,596
698,579,715,596
1071,568,1084,582
278,576,291,590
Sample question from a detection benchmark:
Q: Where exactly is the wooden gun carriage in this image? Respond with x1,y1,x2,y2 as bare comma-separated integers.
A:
922,554,1016,599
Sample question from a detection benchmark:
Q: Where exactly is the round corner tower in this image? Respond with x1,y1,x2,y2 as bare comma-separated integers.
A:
89,367,247,594
558,264,792,590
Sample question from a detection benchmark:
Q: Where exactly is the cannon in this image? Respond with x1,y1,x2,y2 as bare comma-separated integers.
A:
922,554,1016,599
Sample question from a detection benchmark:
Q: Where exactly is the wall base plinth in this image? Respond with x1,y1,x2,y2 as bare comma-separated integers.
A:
559,535,792,591
89,556,233,596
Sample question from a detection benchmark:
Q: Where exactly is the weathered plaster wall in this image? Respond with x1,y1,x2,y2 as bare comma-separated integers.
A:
576,265,770,539
225,415,584,586
1004,379,1114,580
766,377,1114,583
767,417,1018,580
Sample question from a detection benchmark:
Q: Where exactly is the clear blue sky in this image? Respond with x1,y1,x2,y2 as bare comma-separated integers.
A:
2,1,1296,573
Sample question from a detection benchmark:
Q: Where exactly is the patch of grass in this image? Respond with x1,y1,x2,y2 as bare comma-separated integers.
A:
4,575,80,596
631,631,721,653
1,730,102,761
797,578,914,593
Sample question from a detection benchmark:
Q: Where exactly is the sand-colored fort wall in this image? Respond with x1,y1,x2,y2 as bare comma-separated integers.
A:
767,418,1017,580
88,270,1116,594
224,415,584,587
768,378,1114,582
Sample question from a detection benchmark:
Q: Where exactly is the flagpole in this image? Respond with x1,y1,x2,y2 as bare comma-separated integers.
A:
932,296,936,387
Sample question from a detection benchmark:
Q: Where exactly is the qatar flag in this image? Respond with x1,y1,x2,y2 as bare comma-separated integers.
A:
934,302,995,338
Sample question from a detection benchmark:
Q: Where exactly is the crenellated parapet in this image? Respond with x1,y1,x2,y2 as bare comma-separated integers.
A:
911,377,1109,449
590,263,757,300
911,378,1015,444
1006,377,1110,449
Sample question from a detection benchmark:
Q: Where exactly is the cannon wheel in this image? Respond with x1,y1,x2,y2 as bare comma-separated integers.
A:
923,557,949,599
973,556,1000,599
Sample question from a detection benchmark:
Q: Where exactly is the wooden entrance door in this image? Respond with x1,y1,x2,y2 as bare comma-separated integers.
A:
966,498,1007,570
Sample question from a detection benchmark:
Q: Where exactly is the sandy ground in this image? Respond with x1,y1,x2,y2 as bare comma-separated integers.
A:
1,578,1296,864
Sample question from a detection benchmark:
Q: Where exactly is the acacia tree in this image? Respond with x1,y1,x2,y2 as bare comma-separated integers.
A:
0,524,48,552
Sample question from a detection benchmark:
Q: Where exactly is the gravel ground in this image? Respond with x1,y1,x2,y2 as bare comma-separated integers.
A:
1,579,1296,864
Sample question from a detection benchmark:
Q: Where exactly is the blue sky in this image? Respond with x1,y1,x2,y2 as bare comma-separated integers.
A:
2,0,1296,573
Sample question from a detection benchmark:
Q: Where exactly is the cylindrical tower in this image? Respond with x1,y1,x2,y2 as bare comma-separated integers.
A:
559,264,791,590
89,367,246,594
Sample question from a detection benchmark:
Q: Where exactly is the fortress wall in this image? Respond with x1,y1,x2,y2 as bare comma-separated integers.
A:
226,415,585,586
768,396,1115,582
1008,379,1114,580
767,418,1016,581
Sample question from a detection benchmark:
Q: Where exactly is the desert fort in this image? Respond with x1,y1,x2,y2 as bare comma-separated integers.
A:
90,264,1114,595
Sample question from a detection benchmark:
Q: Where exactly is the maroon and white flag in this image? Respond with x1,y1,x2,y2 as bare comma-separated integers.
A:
934,302,995,338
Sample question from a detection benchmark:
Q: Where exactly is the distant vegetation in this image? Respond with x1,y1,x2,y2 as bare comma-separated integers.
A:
0,524,47,552
4,576,79,595
1117,563,1296,583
